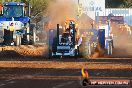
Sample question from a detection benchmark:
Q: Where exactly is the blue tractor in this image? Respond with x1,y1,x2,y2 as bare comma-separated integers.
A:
0,1,36,45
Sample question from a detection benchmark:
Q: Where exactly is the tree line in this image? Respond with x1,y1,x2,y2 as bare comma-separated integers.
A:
105,0,132,8
0,0,132,16
0,0,53,17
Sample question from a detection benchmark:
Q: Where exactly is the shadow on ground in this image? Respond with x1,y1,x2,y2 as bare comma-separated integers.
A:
0,68,131,77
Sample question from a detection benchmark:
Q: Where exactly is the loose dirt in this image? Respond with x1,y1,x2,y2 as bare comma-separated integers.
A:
0,45,48,57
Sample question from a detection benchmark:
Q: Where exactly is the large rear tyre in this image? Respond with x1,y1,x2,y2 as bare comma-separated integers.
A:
29,23,36,45
48,29,57,58
52,37,57,54
48,49,52,59
21,23,30,45
79,37,91,59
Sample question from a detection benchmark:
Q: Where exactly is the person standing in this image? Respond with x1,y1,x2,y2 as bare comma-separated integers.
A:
9,23,14,45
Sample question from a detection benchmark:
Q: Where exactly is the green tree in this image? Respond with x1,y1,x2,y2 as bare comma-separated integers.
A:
105,0,125,8
30,0,49,16
0,0,51,16
105,0,132,8
121,0,132,8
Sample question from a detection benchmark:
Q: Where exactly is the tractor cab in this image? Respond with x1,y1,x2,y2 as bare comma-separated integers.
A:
0,2,30,23
3,2,24,18
0,2,35,46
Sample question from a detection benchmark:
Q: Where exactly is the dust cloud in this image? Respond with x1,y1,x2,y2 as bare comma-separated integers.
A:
46,0,132,57
110,22,132,57
47,0,77,29
79,14,94,29
46,0,94,30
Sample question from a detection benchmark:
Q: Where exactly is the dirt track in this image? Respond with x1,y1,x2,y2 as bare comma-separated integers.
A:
0,49,131,88
105,34,132,58
0,30,131,87
0,58,131,88
0,59,131,69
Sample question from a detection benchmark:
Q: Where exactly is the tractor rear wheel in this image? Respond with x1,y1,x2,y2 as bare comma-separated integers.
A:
29,23,36,45
79,37,91,59
48,29,57,58
21,23,30,45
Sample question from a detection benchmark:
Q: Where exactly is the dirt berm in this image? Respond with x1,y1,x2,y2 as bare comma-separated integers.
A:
0,45,49,57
